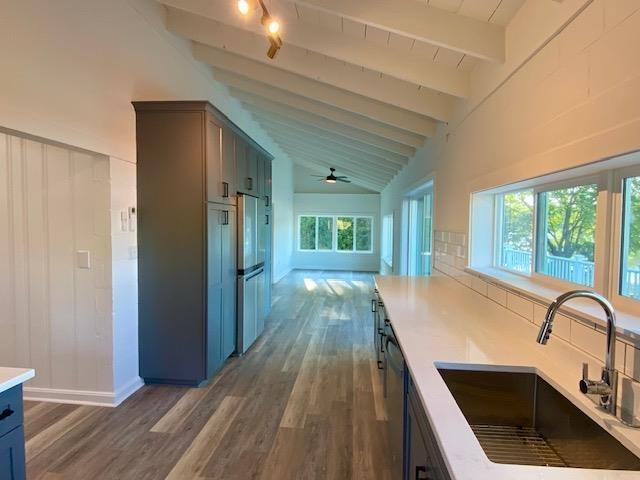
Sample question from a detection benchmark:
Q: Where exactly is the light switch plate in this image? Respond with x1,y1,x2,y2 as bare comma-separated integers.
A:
76,250,91,269
128,206,137,232
120,211,128,232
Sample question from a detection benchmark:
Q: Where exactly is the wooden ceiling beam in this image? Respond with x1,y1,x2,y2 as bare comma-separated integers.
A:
225,81,427,148
193,43,450,128
292,0,505,62
164,5,469,98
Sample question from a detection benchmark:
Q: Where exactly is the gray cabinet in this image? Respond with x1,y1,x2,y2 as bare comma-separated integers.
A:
237,144,258,194
134,101,241,385
0,386,26,480
207,204,237,376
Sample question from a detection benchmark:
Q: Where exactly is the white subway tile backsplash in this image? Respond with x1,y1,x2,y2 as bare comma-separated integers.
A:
487,284,507,307
507,293,534,321
626,346,640,381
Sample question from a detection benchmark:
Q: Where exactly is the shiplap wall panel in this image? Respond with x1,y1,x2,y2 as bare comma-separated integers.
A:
47,145,76,389
0,134,15,362
25,139,51,387
0,131,113,394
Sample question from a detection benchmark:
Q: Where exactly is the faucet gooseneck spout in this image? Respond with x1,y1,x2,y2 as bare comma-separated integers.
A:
536,290,618,416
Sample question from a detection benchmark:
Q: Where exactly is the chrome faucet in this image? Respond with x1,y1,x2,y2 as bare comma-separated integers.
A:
537,290,618,416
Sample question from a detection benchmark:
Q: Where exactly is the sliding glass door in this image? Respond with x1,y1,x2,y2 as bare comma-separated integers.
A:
407,189,433,276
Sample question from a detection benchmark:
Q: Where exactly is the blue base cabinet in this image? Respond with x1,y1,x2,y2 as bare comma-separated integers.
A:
406,378,451,480
0,386,26,480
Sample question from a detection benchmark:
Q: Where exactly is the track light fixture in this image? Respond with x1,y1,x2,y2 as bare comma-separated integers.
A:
236,0,283,59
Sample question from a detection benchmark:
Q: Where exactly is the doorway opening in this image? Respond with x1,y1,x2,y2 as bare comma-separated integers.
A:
402,182,433,276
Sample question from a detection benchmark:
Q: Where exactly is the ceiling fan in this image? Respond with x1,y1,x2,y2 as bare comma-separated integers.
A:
311,167,351,184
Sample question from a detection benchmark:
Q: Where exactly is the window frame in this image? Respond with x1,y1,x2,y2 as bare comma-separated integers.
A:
296,214,374,254
382,213,394,267
486,174,610,292
610,164,640,312
493,188,535,275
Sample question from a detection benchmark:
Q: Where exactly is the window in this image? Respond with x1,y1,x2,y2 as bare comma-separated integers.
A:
337,217,354,251
470,152,640,312
299,216,317,250
298,215,373,253
497,190,534,274
382,214,394,266
621,176,640,298
536,184,598,287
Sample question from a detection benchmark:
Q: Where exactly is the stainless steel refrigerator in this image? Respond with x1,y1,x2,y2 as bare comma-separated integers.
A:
237,194,265,354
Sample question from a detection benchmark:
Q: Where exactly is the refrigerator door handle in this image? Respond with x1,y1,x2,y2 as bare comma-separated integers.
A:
243,267,264,282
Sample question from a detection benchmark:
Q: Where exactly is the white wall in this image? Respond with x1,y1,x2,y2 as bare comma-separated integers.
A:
0,0,295,404
382,0,640,274
292,194,380,272
110,158,143,403
272,155,295,283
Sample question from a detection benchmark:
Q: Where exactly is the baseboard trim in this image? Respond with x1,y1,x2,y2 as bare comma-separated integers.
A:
273,267,292,284
24,377,143,407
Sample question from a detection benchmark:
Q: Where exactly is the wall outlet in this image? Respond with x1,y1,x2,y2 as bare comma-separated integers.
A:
76,250,91,269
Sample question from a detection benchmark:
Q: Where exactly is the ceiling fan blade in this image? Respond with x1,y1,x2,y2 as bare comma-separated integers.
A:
335,176,349,179
310,175,325,178
336,178,351,183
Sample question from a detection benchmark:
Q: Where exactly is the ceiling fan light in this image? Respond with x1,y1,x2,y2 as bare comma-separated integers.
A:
237,0,250,15
326,178,336,184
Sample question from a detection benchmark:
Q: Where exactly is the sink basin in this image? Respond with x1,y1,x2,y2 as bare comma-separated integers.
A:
438,366,640,470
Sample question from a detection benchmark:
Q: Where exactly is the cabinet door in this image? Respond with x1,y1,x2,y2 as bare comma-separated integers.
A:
236,140,247,194
206,117,225,204
245,146,258,194
207,204,224,377
407,383,452,480
264,158,272,209
222,208,237,359
0,426,26,480
221,125,237,205
256,153,264,199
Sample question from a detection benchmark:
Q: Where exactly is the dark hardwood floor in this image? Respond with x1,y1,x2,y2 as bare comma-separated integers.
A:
24,270,392,479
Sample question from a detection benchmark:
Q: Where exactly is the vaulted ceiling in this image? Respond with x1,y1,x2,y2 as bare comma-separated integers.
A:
158,0,525,191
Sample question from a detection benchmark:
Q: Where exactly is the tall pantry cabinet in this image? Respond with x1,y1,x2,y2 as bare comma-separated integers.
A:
134,101,273,386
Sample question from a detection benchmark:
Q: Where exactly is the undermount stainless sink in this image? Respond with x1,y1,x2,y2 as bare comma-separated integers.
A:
438,367,640,470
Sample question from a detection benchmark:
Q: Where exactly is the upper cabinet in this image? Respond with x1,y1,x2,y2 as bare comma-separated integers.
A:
237,143,259,195
207,118,235,205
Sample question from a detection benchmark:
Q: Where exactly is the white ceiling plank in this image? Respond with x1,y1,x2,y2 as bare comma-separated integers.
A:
292,0,505,61
241,102,417,157
262,129,402,176
264,129,400,177
267,135,394,180
193,44,437,137
166,6,469,98
251,112,409,166
192,45,454,126
341,17,365,38
364,24,391,46
248,103,415,158
457,0,502,22
278,147,389,189
229,85,426,149
428,0,463,13
289,155,384,191
433,48,465,68
488,0,526,26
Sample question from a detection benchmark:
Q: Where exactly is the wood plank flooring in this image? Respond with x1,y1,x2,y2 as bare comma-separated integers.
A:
24,270,392,479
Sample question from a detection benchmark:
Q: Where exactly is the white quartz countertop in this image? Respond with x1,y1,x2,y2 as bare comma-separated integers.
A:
0,367,34,394
374,274,640,480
